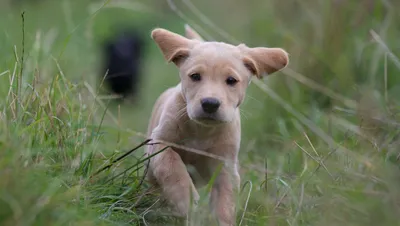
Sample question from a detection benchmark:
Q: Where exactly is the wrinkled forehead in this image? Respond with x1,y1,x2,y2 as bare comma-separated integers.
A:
185,42,245,71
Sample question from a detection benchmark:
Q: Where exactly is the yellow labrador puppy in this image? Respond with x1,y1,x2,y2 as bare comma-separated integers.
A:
145,25,289,225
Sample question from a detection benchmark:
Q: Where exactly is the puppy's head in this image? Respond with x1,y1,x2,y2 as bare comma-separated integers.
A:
151,26,289,126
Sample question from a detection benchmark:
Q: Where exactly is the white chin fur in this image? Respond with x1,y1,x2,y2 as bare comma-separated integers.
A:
191,117,229,127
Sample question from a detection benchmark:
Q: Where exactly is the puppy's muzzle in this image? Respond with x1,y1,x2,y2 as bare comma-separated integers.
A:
201,97,220,114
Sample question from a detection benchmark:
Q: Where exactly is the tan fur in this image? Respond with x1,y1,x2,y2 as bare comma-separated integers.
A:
145,25,289,225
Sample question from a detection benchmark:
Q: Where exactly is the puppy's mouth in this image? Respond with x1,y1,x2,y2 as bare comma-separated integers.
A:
191,115,226,126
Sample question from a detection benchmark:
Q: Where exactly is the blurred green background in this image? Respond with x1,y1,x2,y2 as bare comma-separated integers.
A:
0,0,399,225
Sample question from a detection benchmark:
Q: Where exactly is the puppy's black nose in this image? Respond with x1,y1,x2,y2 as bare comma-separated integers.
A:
201,98,221,114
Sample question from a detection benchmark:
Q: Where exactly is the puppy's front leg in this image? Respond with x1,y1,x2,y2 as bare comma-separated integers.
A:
211,165,240,226
149,145,199,217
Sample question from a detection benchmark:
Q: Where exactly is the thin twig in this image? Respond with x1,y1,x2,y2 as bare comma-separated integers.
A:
239,180,253,226
104,146,168,183
294,141,334,179
90,139,152,178
16,11,25,119
370,29,400,69
136,154,151,191
291,183,305,225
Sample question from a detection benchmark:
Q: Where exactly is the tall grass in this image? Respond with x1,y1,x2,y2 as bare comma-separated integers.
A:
0,0,399,225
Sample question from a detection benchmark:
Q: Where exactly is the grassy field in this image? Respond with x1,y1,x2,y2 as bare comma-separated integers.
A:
0,0,400,225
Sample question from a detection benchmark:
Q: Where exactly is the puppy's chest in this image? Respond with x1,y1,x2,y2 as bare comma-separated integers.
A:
182,138,214,151
176,138,215,164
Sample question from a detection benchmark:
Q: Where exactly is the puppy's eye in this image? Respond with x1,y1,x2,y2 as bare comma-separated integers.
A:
189,73,201,82
226,76,238,86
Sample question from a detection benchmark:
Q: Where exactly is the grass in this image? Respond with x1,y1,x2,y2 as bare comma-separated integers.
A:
0,0,400,225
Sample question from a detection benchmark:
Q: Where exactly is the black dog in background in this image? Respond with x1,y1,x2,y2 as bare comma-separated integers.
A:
101,30,146,101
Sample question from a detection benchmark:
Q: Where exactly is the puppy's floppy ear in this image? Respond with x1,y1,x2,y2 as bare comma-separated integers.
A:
184,24,204,41
239,44,289,78
151,28,194,66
